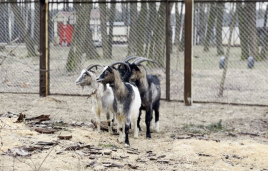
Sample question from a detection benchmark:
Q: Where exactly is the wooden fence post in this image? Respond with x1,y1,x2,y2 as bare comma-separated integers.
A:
166,0,171,101
40,0,49,97
184,0,193,105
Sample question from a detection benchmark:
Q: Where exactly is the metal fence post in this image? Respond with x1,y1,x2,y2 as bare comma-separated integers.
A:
166,0,171,101
40,0,49,97
184,0,193,106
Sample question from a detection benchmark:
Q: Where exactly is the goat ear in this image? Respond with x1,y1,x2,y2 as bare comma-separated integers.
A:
132,64,140,71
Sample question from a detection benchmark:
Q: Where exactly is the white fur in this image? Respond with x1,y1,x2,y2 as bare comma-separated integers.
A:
155,121,159,132
129,84,141,139
76,69,115,134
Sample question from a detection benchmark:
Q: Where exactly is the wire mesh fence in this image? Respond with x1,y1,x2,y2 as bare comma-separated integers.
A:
48,1,169,99
0,0,268,105
192,2,268,105
0,2,40,93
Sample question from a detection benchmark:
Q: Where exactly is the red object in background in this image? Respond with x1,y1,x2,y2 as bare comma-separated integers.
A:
58,22,73,46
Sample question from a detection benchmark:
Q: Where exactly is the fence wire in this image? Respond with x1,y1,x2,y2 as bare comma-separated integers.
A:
1,1,268,105
49,2,167,98
192,2,268,105
0,3,40,93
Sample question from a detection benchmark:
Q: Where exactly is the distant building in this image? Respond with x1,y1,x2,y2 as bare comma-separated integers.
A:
52,9,128,45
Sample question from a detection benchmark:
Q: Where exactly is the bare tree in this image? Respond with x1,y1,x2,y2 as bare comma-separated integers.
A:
148,2,165,66
9,0,37,57
66,3,98,72
218,5,236,97
247,2,259,60
107,0,116,58
216,2,224,55
128,0,138,55
260,5,268,60
144,0,156,56
199,3,206,45
238,1,249,60
204,3,217,52
100,0,109,58
136,2,147,56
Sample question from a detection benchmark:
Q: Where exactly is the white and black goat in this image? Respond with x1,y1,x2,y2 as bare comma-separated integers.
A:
76,64,116,134
96,62,141,146
118,57,161,139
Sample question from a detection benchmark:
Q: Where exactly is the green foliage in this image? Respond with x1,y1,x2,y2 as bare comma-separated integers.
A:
181,120,225,134
98,143,119,149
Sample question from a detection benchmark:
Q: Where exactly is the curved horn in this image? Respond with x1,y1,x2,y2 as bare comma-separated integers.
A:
133,57,156,65
86,64,103,71
109,61,131,72
123,55,140,62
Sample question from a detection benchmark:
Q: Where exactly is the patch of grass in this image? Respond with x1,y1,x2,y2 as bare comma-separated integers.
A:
170,134,176,138
98,143,119,149
180,120,226,134
206,120,225,133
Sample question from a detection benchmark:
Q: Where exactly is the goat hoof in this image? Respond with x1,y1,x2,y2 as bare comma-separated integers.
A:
146,135,151,139
124,143,130,147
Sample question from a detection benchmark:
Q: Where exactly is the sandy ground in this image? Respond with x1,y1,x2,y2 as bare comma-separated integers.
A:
0,93,268,171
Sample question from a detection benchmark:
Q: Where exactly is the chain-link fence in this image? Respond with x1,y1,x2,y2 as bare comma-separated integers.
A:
0,1,40,93
192,2,268,105
48,1,169,99
1,0,268,106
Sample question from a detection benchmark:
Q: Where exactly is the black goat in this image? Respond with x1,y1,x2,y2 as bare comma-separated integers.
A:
118,57,161,139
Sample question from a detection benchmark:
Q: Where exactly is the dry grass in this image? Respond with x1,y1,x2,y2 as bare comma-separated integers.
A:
0,93,268,170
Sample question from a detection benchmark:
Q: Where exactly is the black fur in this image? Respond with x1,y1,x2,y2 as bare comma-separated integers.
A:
118,63,161,139
97,67,138,146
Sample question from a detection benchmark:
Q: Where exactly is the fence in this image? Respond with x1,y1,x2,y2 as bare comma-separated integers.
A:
0,0,268,106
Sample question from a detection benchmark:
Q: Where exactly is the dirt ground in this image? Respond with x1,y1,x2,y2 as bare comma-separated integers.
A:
0,93,268,171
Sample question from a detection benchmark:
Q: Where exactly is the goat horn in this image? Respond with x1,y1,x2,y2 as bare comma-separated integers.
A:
123,55,140,62
86,64,103,71
109,61,131,72
133,57,156,65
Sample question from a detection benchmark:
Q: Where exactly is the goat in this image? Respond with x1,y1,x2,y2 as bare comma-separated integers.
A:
118,57,161,139
96,62,141,146
76,64,116,134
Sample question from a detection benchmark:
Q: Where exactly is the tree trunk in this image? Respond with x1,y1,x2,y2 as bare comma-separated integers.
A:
218,6,236,97
148,2,165,67
169,2,174,53
144,1,156,56
108,0,116,58
128,0,138,55
100,1,109,58
82,4,99,59
179,16,184,52
247,2,259,60
204,3,217,52
238,1,249,60
199,4,206,45
66,4,98,71
136,2,147,56
10,1,37,57
260,5,268,60
216,2,224,55
66,4,84,72
34,3,39,42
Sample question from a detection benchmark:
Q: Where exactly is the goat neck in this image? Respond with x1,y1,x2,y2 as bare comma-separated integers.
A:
112,69,128,99
134,67,149,93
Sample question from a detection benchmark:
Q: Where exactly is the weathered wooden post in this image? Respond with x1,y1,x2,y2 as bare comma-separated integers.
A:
166,0,171,101
40,0,49,97
184,0,193,105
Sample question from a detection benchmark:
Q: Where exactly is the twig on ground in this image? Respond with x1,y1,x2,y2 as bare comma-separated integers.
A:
15,157,35,171
37,133,61,171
